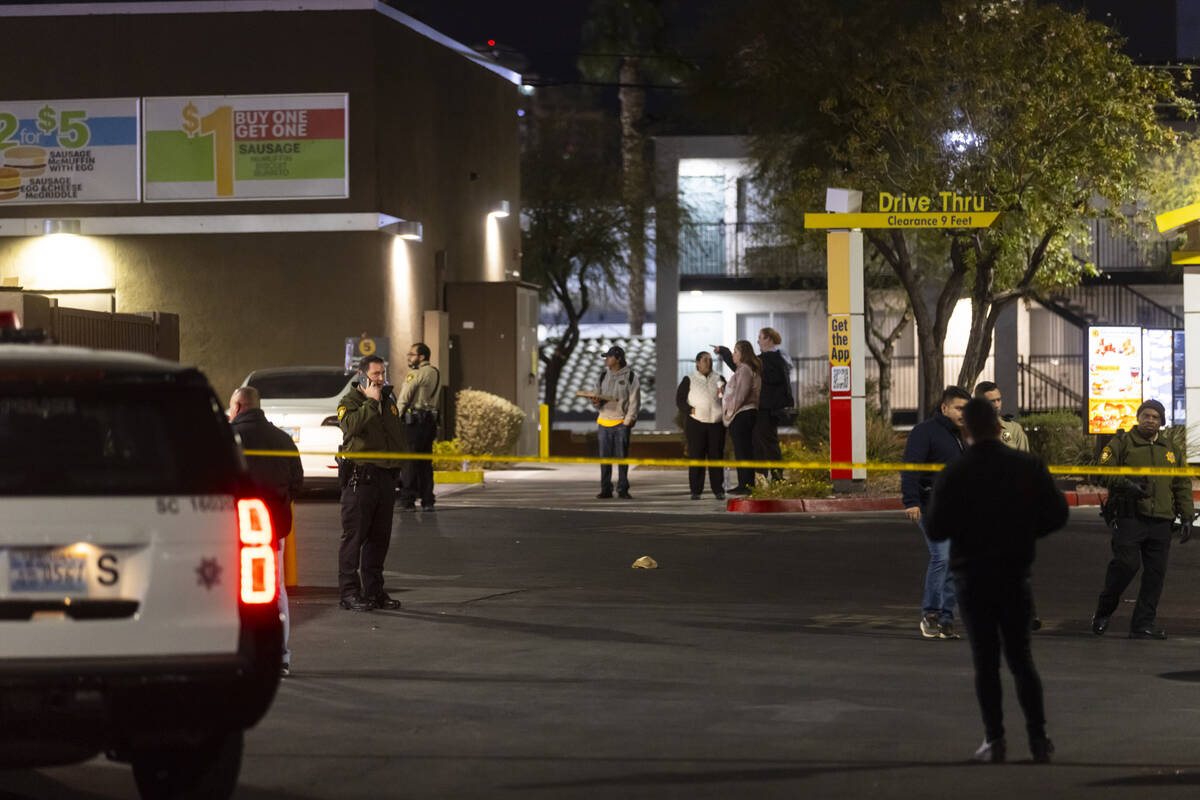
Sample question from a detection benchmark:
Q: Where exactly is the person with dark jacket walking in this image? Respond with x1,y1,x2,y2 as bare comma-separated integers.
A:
902,385,970,640
1091,399,1193,639
229,386,303,676
926,398,1067,764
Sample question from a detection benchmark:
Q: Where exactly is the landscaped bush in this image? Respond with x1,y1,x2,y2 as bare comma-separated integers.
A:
432,438,463,471
752,440,833,498
1022,410,1094,467
455,389,524,467
788,400,902,462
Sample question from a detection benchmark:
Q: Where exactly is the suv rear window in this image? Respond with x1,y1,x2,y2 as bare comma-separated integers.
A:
248,370,351,399
0,385,240,496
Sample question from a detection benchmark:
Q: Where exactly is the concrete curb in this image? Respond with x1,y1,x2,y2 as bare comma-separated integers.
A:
727,491,1120,514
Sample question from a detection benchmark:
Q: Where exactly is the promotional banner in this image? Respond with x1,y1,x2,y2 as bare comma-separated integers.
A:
1088,326,1142,434
0,98,139,204
143,94,347,201
1143,329,1174,424
1173,330,1186,427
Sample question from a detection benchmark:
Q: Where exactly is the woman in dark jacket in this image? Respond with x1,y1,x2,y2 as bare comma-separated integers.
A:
754,327,792,482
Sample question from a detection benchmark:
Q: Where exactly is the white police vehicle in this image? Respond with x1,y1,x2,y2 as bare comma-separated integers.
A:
0,327,283,798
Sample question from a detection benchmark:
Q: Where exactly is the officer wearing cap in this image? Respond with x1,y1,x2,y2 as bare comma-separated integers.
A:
591,344,640,499
1091,399,1192,639
397,342,441,512
335,354,408,612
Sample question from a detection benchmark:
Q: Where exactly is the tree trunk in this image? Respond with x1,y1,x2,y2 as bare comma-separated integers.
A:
619,58,647,336
864,301,910,423
539,274,590,427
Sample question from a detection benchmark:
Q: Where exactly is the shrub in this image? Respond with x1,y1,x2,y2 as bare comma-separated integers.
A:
1022,410,1093,467
432,438,463,471
455,389,524,467
752,440,833,498
789,400,901,462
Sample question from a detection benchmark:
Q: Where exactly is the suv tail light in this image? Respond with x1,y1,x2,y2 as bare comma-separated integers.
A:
237,498,276,604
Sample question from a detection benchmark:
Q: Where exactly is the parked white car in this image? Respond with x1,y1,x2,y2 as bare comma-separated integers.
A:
0,336,283,799
241,366,354,490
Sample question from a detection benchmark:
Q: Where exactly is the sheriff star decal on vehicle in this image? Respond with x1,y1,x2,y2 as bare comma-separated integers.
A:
195,557,222,590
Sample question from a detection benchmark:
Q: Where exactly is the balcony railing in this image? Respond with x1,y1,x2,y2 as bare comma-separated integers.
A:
679,222,823,278
677,354,1081,417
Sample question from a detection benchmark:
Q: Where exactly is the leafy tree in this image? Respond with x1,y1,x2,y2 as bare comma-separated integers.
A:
522,116,629,423
705,0,1192,413
580,0,687,335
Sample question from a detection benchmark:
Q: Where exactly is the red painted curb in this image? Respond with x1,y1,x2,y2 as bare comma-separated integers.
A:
727,491,1126,513
726,497,905,513
726,498,806,513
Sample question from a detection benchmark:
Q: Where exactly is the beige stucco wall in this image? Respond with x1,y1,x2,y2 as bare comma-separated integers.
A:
0,6,521,401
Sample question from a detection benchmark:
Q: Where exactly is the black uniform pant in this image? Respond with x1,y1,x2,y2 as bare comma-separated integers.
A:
685,417,725,495
339,466,397,601
1096,514,1172,630
752,408,783,482
400,418,437,508
956,568,1046,744
729,409,757,492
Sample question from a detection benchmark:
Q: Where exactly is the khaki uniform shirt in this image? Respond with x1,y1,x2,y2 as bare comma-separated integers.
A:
999,418,1029,452
397,361,440,411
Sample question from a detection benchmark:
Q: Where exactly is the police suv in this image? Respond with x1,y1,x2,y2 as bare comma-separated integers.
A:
0,330,282,798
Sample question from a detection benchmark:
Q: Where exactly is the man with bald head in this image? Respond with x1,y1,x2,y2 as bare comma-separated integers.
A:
229,385,303,676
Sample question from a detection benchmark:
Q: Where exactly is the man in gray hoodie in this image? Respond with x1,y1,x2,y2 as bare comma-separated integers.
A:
592,345,641,499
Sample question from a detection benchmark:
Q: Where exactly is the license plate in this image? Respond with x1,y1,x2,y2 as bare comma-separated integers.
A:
283,427,301,443
8,548,87,593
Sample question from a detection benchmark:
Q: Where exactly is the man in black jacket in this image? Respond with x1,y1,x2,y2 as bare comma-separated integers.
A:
926,398,1067,764
229,386,303,676
902,385,969,640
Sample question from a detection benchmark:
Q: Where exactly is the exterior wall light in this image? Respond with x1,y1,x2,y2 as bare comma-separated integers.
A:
489,200,510,218
43,219,81,236
395,220,423,241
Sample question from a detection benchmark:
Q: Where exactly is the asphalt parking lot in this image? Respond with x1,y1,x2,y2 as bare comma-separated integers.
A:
7,466,1200,799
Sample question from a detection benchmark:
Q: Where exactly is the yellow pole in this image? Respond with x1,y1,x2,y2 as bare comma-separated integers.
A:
539,403,550,458
284,501,298,588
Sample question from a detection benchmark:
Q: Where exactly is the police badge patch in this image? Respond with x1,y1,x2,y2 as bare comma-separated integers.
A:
1001,429,1012,442
1100,446,1112,463
1167,451,1177,464
337,406,347,420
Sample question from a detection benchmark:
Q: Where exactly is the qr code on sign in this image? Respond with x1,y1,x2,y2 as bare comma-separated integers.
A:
831,366,850,392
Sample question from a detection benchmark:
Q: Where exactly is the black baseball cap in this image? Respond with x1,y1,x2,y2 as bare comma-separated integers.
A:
602,345,625,359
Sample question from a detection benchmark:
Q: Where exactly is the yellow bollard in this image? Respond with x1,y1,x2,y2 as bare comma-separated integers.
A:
284,501,298,588
539,403,550,459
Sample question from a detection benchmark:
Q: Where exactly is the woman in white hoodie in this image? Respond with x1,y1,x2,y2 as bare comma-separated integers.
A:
721,340,761,495
676,351,726,500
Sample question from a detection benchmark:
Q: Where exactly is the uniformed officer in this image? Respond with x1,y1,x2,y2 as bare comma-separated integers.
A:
1091,399,1192,639
974,381,1029,452
336,354,407,611
397,342,441,511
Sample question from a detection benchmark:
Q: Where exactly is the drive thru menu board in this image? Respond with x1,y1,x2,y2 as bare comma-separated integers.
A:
1088,326,1142,434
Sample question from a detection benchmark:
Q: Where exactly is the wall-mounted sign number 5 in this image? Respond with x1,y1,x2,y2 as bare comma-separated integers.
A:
0,108,90,150
182,102,234,196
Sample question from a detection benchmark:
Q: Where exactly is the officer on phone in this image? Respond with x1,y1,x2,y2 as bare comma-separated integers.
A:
397,342,441,511
336,354,407,611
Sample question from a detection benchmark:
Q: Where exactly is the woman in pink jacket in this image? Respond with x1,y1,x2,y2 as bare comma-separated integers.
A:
722,340,761,494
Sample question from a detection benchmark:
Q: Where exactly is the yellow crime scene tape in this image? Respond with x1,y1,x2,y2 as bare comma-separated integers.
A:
240,450,1200,478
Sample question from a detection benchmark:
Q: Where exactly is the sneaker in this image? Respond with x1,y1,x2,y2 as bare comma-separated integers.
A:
938,620,961,640
973,737,1006,763
920,613,940,639
596,491,613,499
617,491,633,499
1031,616,1042,631
1129,627,1167,640
399,503,417,512
280,663,291,678
1091,614,1110,635
1030,737,1054,763
339,596,373,612
690,493,701,500
421,505,436,513
372,593,401,610
714,492,726,500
